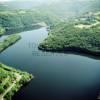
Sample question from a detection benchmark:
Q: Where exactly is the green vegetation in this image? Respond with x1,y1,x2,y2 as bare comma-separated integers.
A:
39,12,100,55
0,34,21,53
0,10,60,32
0,63,33,100
0,27,5,36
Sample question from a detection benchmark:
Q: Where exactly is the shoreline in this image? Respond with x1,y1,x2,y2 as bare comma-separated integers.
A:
38,46,100,57
0,63,33,100
0,34,21,53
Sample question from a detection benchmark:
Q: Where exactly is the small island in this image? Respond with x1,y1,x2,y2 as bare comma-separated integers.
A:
39,12,100,56
0,34,21,53
0,63,33,100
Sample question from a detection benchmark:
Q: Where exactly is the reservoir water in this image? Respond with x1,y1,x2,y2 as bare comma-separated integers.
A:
0,27,100,100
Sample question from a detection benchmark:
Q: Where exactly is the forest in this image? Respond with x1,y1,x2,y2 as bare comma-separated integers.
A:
0,10,60,34
39,12,100,55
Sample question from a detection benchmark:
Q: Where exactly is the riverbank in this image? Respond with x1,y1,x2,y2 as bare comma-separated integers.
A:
0,34,21,53
0,63,33,100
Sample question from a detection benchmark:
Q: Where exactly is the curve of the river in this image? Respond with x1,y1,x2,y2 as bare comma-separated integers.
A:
0,27,100,100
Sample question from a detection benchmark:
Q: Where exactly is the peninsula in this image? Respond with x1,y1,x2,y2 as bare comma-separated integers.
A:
0,63,33,100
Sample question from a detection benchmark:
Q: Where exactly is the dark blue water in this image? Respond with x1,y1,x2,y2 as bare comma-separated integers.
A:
0,27,100,100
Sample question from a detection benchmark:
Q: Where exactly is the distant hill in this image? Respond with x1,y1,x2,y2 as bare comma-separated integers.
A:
37,0,100,20
0,0,100,19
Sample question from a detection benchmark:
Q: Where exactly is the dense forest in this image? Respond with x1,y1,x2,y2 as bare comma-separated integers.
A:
0,9,60,35
39,12,100,55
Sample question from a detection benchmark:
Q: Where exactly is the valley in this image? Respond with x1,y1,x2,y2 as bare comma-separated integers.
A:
0,0,100,100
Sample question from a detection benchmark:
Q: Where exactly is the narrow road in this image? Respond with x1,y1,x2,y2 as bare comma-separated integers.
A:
0,73,22,100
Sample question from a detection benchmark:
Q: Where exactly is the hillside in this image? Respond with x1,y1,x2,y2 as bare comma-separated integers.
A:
0,9,60,35
39,11,100,55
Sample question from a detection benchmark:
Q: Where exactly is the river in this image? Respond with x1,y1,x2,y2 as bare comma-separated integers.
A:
0,27,100,100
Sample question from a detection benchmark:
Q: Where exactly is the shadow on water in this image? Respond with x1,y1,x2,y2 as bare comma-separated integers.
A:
39,49,100,60
5,25,42,35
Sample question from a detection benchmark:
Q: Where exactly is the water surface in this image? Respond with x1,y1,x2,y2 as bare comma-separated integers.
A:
0,27,100,100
